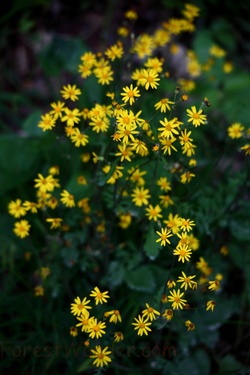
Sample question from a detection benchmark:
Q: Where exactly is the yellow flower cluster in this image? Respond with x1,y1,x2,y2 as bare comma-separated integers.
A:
6,5,229,370
70,287,123,367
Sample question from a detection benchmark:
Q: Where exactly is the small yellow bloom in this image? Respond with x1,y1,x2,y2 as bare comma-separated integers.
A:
132,315,152,336
60,84,81,101
156,227,173,246
8,199,26,218
70,327,78,337
142,303,160,321
90,345,112,368
60,190,75,207
13,220,31,238
185,320,195,331
89,286,110,305
34,285,44,297
121,84,140,105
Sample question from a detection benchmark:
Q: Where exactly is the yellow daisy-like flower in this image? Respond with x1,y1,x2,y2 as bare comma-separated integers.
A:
186,106,207,127
206,300,216,311
115,143,133,162
89,286,110,305
177,271,197,290
23,201,38,213
70,128,89,147
132,34,154,59
69,327,78,337
157,177,171,192
60,190,75,207
158,117,181,138
144,57,164,73
227,123,244,139
209,45,226,58
208,280,220,291
159,194,174,208
76,310,94,332
121,84,140,105
124,9,138,20
46,218,63,229
105,42,124,61
90,345,112,368
131,186,151,206
104,310,122,324
38,113,56,131
156,227,173,246
185,320,195,331
34,285,44,297
142,303,160,321
34,174,55,193
139,69,160,90
89,116,110,133
13,220,31,238
94,66,114,85
182,3,200,20
145,204,163,221
60,84,81,101
160,136,178,155
61,108,81,127
114,331,124,342
173,244,192,262
180,171,195,184
154,98,174,112
241,144,250,155
164,213,182,234
132,315,152,336
87,318,106,339
180,218,195,232
162,309,173,320
167,289,187,309
8,199,26,218
70,296,92,316
167,279,176,288
40,267,50,279
50,101,65,119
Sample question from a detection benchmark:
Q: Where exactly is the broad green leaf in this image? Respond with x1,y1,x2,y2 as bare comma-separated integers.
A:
22,110,43,135
0,134,41,194
216,354,245,375
124,265,156,292
144,225,160,260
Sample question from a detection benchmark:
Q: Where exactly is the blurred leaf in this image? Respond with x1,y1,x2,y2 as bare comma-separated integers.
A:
101,261,125,287
22,110,43,135
38,35,86,76
144,225,160,260
124,265,156,292
0,134,41,194
215,354,245,375
175,349,211,375
211,19,237,52
193,30,214,64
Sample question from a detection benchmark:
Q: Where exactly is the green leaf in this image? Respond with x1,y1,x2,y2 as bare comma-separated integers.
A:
193,30,213,64
22,110,43,135
124,265,156,292
144,225,160,260
38,35,86,76
101,261,125,287
0,134,41,194
216,354,245,375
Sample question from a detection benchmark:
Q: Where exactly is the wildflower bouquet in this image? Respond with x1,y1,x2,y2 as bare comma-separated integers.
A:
4,2,250,374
